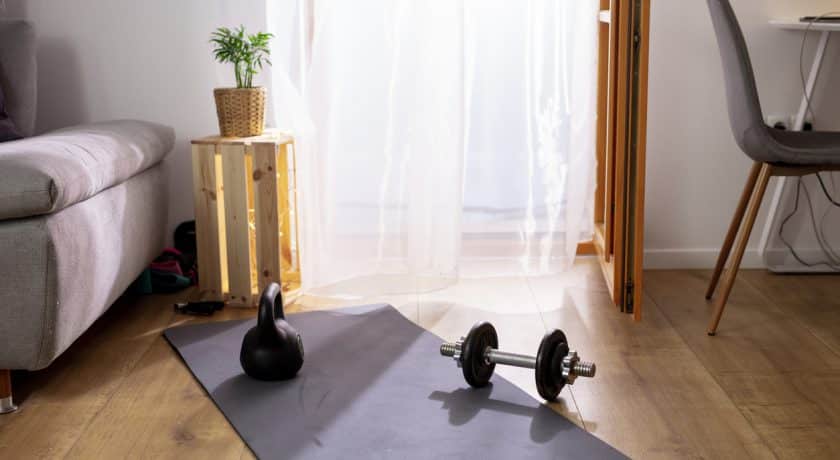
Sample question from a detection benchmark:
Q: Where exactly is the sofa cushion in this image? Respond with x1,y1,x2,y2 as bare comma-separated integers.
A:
0,20,37,137
0,120,175,219
0,82,22,142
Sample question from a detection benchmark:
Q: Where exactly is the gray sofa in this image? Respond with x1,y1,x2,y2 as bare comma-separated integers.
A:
0,20,174,412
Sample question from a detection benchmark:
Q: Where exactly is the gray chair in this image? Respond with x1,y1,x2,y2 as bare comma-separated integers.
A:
704,0,840,334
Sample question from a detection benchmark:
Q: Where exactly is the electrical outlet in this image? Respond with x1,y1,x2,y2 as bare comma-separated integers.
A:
766,114,794,130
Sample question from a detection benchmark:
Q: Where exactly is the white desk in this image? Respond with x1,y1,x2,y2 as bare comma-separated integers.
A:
759,20,840,272
768,19,840,32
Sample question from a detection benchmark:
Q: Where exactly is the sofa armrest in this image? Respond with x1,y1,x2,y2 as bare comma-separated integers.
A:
0,120,175,220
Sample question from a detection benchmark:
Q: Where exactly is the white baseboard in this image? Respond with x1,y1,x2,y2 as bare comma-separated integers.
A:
643,249,765,270
644,248,840,270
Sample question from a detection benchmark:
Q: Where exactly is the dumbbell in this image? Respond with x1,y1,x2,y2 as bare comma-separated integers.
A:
439,322,596,401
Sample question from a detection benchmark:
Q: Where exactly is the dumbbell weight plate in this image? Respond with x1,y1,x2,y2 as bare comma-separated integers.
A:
535,329,570,401
462,322,499,388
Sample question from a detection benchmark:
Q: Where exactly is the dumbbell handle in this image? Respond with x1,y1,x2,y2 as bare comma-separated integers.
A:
486,349,536,369
440,343,596,379
440,343,535,367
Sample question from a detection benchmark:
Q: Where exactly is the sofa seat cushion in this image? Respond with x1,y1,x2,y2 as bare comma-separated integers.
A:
0,120,175,219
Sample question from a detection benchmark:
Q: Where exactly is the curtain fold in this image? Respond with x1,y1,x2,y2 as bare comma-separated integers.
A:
267,0,599,296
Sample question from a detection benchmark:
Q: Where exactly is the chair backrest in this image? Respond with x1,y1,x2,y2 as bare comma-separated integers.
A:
0,20,37,137
705,0,768,160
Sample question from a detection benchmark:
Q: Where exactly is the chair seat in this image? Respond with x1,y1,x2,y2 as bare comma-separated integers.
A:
0,120,174,220
768,129,840,165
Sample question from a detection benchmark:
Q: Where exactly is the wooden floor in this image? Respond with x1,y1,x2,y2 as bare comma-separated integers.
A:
1,260,839,459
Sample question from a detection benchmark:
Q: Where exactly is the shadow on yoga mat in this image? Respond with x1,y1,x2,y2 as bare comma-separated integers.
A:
164,304,626,459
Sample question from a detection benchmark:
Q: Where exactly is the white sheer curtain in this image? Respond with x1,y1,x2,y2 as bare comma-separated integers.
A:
267,0,599,296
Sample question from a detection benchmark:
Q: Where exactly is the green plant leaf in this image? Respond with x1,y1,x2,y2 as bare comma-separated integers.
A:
210,24,273,88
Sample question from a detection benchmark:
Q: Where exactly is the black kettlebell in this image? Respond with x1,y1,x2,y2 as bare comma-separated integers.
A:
240,282,304,380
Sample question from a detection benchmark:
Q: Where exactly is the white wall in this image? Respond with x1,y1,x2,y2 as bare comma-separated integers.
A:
645,0,840,269
1,0,270,242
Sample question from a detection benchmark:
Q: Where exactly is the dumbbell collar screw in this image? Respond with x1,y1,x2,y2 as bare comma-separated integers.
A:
454,338,464,368
562,351,580,384
440,338,466,368
561,350,596,385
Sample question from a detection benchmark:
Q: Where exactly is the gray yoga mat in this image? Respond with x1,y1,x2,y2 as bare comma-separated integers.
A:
164,304,626,459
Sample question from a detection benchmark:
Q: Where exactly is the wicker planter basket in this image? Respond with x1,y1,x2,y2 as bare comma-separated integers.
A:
213,87,266,137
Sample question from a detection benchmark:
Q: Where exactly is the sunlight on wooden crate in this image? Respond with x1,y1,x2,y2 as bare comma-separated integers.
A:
191,130,301,308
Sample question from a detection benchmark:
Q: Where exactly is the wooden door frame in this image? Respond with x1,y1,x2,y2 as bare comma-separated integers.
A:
591,0,650,320
630,0,650,321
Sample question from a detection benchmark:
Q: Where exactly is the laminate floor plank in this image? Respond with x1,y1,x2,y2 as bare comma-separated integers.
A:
528,270,773,459
0,292,181,458
646,269,840,460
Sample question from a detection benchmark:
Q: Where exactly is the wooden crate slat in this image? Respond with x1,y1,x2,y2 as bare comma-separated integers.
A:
190,144,224,300
288,142,301,274
221,144,255,306
281,142,301,286
253,142,283,296
215,150,230,295
245,150,258,296
277,143,294,278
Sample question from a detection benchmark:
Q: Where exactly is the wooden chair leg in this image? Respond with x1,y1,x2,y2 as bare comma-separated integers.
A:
708,163,772,335
706,162,762,299
0,369,17,414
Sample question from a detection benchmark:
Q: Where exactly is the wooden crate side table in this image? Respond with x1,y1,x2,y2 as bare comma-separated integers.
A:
191,130,301,307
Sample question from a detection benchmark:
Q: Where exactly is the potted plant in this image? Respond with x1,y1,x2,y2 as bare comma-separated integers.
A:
210,25,273,137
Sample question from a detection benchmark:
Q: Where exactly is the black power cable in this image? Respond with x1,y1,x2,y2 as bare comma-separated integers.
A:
778,176,840,271
817,174,840,263
816,172,840,207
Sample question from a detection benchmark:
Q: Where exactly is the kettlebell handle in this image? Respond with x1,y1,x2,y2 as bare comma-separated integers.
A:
258,282,285,327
